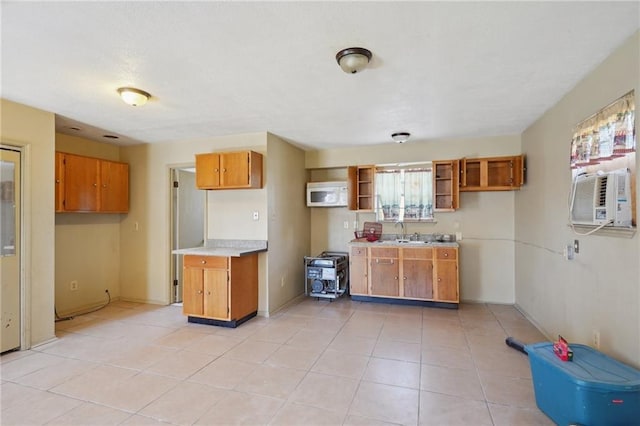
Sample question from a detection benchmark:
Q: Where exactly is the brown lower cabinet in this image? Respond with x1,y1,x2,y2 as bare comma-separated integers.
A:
349,245,458,307
182,253,258,327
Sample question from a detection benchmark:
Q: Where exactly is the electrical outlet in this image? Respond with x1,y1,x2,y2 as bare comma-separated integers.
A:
455,231,463,241
70,280,78,291
564,245,575,260
593,330,600,349
353,221,358,230
343,221,349,229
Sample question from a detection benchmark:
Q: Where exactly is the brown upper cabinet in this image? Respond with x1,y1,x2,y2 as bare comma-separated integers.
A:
347,165,375,211
55,152,129,213
432,160,460,211
460,155,525,191
195,150,263,190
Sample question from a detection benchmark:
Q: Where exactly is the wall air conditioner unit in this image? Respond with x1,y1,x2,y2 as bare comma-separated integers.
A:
570,169,632,227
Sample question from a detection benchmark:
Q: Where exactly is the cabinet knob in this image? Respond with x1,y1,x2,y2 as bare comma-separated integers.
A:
201,260,206,264
444,253,449,257
207,291,211,296
93,183,97,187
437,278,441,282
222,168,227,172
197,290,203,294
403,276,407,280
394,276,398,280
102,184,107,188
55,179,60,183
214,168,219,172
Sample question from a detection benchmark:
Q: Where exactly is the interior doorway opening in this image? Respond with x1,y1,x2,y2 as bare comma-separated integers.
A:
170,167,205,304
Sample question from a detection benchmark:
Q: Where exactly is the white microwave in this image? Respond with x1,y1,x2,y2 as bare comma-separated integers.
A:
306,181,348,207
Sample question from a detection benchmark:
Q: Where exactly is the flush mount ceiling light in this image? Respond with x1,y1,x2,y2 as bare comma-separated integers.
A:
117,87,151,106
336,47,372,74
391,132,411,144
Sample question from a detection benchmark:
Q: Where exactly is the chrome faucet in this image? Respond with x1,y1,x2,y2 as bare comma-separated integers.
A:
395,221,406,239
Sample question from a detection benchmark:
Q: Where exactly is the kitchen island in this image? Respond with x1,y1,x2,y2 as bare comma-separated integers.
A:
349,238,459,309
173,240,267,327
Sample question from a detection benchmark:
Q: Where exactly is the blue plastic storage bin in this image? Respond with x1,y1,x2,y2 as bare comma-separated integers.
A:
525,342,640,425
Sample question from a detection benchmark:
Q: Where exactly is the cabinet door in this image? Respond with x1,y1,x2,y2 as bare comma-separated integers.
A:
204,269,229,319
64,154,99,212
433,160,459,211
221,152,249,187
183,266,204,316
100,160,129,212
349,246,368,295
55,152,65,212
370,249,399,297
402,248,434,299
195,153,221,189
434,260,458,302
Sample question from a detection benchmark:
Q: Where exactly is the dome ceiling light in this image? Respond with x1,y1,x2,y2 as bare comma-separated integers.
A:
117,87,151,106
335,47,372,74
391,132,411,144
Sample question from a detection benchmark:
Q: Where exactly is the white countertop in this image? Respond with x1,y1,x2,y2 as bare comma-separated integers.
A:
172,239,267,257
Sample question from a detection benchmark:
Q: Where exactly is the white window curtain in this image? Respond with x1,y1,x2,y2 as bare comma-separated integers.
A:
404,170,432,220
376,168,433,221
376,171,401,220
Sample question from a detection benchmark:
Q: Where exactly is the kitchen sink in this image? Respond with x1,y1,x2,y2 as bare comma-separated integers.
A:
377,239,428,244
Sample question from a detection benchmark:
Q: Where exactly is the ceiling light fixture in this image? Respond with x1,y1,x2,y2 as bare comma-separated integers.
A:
117,87,151,106
391,132,411,144
336,47,372,74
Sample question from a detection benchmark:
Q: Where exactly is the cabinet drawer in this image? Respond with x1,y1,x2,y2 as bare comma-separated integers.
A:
402,247,433,260
435,248,457,260
370,247,398,258
350,247,367,257
184,255,228,269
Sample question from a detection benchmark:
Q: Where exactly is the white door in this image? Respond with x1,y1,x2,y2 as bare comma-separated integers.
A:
1,147,21,353
171,168,205,303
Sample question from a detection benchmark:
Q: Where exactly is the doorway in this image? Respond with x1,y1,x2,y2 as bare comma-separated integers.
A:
170,167,205,303
1,146,21,353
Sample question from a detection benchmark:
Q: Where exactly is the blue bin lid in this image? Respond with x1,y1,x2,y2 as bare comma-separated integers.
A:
525,342,640,392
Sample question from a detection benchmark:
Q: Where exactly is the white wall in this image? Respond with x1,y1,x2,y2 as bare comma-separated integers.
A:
1,99,56,347
516,31,640,368
306,135,521,303
265,133,310,313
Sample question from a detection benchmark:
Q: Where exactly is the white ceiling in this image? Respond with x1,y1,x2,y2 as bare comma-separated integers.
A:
2,1,639,150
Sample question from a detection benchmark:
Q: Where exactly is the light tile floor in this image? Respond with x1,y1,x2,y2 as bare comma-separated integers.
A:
1,298,555,425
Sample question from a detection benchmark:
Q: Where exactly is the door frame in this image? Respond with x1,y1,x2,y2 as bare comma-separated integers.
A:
1,143,29,351
168,164,207,304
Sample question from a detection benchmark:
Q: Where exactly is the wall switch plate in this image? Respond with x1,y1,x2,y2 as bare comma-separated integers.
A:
455,232,462,241
343,221,349,229
252,211,259,221
70,280,78,291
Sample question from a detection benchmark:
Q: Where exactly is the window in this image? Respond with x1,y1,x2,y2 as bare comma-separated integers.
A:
375,166,433,222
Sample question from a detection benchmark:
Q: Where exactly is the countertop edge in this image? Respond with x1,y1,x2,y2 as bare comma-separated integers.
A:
348,240,459,248
172,239,268,257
